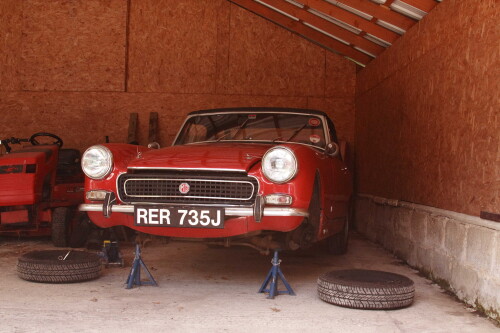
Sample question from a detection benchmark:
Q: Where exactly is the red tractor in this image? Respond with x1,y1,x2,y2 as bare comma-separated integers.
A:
0,132,88,247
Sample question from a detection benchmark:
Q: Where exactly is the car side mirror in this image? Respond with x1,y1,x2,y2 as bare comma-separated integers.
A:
325,142,339,157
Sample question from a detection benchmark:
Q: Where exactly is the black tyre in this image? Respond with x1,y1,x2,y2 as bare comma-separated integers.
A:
326,211,349,255
68,213,91,248
51,207,70,247
318,269,415,310
17,250,102,283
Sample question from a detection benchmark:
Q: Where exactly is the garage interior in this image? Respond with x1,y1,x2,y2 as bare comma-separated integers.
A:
0,0,498,331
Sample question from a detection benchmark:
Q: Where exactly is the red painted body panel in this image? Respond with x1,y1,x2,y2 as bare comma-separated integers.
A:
85,142,353,240
0,209,29,224
0,147,57,205
0,144,84,237
129,143,267,171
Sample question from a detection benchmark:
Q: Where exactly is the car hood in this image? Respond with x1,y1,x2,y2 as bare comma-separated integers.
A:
127,143,273,172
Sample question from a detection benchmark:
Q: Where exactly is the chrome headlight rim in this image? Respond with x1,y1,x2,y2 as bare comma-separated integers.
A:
261,146,298,184
81,145,113,180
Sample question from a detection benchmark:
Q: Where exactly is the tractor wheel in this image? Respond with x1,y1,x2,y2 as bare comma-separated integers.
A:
317,269,415,310
51,207,70,247
17,250,102,283
68,213,91,248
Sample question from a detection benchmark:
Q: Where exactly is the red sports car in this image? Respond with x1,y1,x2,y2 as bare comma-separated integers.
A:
79,108,352,253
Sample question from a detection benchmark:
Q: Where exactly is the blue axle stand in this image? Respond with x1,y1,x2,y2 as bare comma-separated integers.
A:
125,244,158,289
258,250,295,299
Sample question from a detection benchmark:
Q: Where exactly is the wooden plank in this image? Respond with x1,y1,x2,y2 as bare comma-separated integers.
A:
262,0,385,56
148,112,158,143
480,211,500,223
400,0,438,13
229,0,372,65
337,0,416,30
127,112,138,144
303,0,399,44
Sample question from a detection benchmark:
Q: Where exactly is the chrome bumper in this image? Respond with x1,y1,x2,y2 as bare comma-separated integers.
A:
79,203,309,218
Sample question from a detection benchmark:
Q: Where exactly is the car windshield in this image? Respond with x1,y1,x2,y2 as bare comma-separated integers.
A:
175,112,327,148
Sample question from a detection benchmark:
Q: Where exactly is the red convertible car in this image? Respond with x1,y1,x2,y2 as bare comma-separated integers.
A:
79,108,352,253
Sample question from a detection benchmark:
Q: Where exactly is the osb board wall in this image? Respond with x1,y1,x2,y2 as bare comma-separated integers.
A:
0,0,356,151
128,0,220,93
1,0,127,91
0,0,22,91
355,0,499,216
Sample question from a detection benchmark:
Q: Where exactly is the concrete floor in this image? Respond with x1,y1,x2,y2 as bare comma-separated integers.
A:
0,233,497,333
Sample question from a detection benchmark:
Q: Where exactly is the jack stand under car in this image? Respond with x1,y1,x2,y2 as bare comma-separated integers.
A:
258,250,296,299
125,244,158,289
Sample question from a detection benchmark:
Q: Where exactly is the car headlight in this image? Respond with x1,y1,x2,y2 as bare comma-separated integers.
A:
261,146,298,183
81,145,113,180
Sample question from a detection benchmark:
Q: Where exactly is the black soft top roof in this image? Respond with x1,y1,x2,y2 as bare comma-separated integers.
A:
188,107,329,118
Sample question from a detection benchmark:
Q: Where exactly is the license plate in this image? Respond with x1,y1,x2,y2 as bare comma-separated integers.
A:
134,206,224,229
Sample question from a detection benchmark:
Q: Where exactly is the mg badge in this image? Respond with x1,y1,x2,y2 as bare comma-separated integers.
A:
179,183,190,194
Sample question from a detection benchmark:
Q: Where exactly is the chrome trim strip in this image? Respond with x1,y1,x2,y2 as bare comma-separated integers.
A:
172,111,331,148
127,167,247,172
123,178,255,200
182,140,326,151
79,204,309,217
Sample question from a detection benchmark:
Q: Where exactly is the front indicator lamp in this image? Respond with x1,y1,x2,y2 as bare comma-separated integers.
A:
265,194,293,205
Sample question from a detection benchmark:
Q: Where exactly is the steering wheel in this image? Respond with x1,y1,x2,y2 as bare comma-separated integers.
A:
29,132,64,148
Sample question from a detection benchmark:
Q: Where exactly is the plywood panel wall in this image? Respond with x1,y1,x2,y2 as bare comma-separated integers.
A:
0,1,356,152
20,0,127,91
356,0,499,216
127,0,221,93
223,6,326,97
0,0,22,91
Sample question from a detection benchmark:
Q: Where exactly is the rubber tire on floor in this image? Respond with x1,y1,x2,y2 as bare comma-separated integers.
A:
51,207,70,247
17,250,102,283
317,269,415,310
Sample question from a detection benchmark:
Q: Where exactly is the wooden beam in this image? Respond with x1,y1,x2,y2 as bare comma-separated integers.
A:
262,0,385,56
398,0,438,13
229,0,372,65
336,0,415,30
127,113,138,144
148,112,158,143
303,0,399,44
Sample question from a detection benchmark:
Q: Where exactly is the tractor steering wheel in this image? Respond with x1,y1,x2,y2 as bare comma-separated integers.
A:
29,132,64,148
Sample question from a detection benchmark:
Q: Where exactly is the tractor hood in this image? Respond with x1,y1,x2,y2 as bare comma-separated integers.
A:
127,143,273,172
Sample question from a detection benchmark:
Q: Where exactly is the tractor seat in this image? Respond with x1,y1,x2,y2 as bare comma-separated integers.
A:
58,149,80,165
56,149,83,182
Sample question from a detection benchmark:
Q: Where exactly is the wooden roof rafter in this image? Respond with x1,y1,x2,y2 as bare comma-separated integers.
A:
259,0,386,56
229,0,373,65
334,0,416,30
395,0,439,13
227,0,442,66
301,0,400,44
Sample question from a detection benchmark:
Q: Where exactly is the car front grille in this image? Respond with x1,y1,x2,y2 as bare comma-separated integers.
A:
117,171,258,206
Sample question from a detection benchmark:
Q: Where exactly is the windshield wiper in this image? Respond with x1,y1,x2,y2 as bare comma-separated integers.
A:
286,123,307,142
217,118,249,142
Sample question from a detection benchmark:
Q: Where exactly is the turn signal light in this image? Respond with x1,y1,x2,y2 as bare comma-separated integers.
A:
265,194,293,205
86,190,109,201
